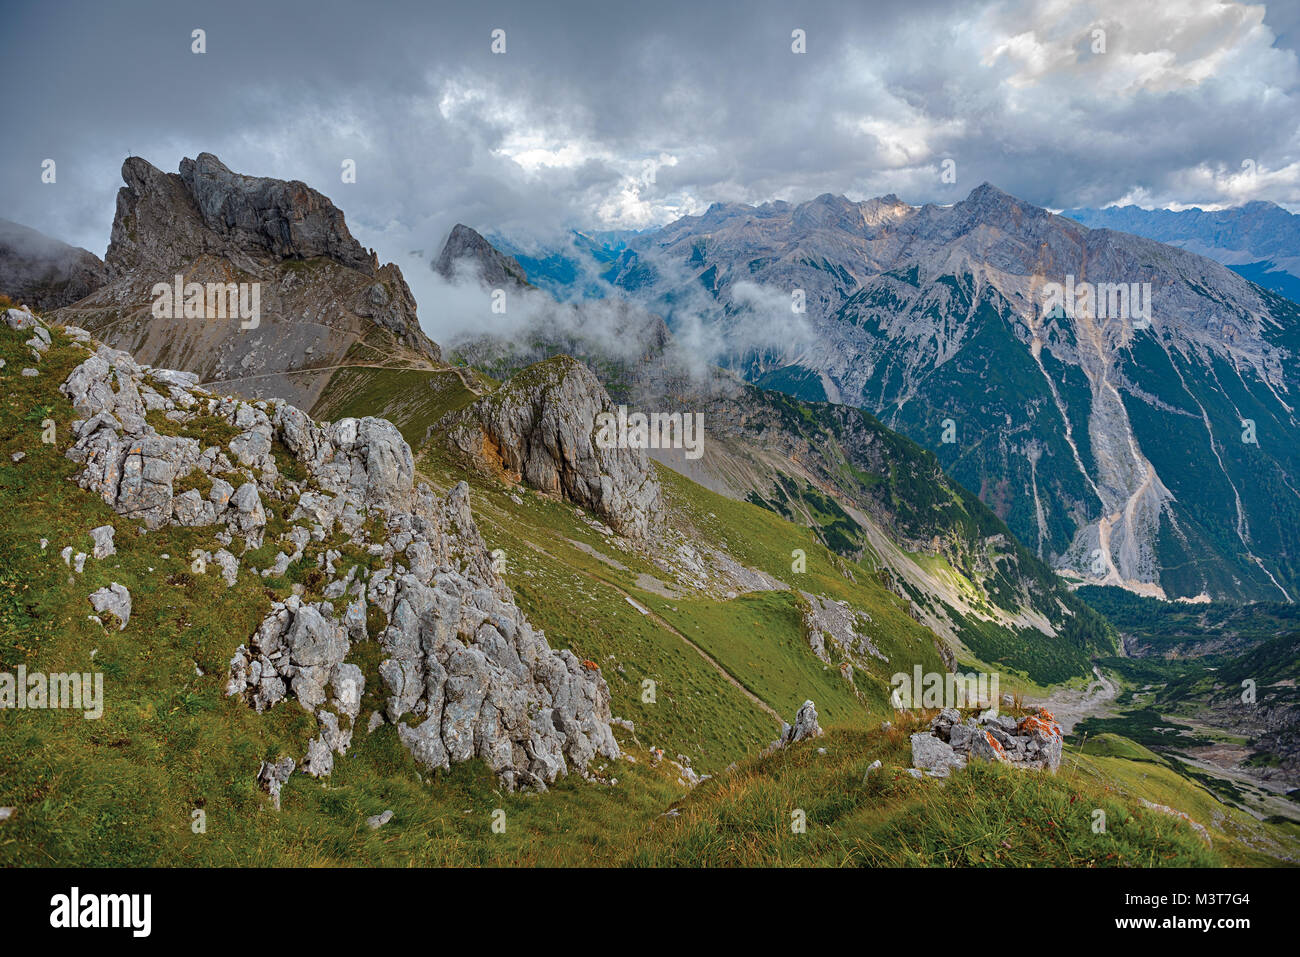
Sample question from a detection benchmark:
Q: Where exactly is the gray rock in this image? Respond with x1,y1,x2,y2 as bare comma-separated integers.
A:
4,307,40,331
172,489,217,526
948,722,977,751
226,482,266,545
329,663,365,720
911,732,967,776
969,728,1009,764
767,700,824,753
366,809,394,830
212,548,239,587
443,356,662,538
89,583,131,630
257,757,295,811
435,224,529,287
89,525,116,559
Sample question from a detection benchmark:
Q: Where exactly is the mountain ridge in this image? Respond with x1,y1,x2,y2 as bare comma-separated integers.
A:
587,184,1300,603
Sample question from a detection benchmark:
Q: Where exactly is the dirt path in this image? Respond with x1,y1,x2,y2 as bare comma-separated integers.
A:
510,534,784,726
1032,666,1118,734
202,361,434,385
599,573,784,725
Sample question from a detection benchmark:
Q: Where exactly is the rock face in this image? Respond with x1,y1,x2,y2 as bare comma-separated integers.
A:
0,218,107,311
605,184,1300,602
912,706,1064,774
443,355,663,538
435,224,529,288
52,153,439,409
49,313,618,792
800,592,887,667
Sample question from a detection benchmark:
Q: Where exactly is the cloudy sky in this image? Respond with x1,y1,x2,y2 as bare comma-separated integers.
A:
3,0,1299,263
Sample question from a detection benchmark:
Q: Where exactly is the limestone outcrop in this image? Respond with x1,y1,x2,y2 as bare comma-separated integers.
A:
442,355,662,538
41,307,617,794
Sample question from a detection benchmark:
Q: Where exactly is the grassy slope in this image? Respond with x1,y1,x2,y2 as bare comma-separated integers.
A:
309,335,487,448
624,716,1221,867
0,321,1288,866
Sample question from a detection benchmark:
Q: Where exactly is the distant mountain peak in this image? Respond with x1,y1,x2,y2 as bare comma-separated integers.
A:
435,223,529,287
0,218,106,310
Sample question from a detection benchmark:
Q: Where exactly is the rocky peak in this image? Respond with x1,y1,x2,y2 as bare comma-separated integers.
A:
792,193,871,232
441,354,663,538
434,224,529,287
53,152,439,407
110,153,377,276
0,218,107,310
945,181,1054,233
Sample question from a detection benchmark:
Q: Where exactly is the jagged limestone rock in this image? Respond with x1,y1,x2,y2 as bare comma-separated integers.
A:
434,224,529,288
89,525,116,559
88,583,131,630
910,732,967,778
50,152,439,409
56,327,621,791
443,356,662,538
911,707,1063,774
765,700,824,756
257,757,295,811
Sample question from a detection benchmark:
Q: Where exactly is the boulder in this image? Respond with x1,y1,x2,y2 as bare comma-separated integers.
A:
911,732,967,777
89,583,131,630
257,757,295,811
89,525,116,559
767,700,824,753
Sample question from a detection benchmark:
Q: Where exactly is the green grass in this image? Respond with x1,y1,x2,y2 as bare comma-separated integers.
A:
646,590,871,726
624,715,1221,867
311,358,480,449
1,320,1291,866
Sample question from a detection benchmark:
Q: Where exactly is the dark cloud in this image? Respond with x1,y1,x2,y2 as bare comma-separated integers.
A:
2,0,1298,265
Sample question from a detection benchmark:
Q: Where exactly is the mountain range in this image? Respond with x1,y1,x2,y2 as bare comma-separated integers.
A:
2,155,1297,867
571,187,1300,604
1063,201,1300,305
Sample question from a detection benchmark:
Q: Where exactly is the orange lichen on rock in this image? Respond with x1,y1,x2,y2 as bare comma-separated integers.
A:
1017,712,1063,739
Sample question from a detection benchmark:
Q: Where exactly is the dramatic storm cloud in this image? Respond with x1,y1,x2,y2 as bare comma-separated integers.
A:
3,0,1299,263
